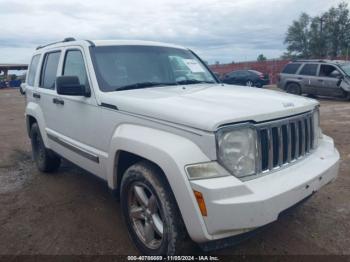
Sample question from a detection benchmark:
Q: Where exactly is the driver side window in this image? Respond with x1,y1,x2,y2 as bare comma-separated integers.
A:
319,64,341,78
63,50,89,86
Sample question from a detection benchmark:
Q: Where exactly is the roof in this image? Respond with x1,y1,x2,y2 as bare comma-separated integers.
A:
0,64,28,70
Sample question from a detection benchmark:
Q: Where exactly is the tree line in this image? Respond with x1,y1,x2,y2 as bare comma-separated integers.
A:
284,2,350,59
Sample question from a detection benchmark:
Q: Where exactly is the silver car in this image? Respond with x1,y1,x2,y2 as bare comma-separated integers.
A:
277,60,350,99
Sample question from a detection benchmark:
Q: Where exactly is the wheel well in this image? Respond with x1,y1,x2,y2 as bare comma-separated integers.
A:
115,151,171,191
286,81,301,89
26,115,37,138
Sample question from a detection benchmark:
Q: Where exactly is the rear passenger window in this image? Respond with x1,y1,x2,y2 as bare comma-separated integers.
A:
299,64,318,76
62,50,88,86
282,63,301,74
40,51,61,89
27,55,41,86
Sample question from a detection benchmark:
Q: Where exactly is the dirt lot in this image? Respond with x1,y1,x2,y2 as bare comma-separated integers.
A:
0,88,349,255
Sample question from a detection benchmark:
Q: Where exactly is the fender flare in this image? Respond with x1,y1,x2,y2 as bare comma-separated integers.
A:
106,124,213,242
25,102,50,147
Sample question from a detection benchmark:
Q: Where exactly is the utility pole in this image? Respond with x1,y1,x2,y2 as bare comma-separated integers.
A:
319,15,326,58
320,16,325,34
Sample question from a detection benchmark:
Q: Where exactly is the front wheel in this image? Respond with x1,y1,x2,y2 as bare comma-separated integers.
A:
120,161,186,255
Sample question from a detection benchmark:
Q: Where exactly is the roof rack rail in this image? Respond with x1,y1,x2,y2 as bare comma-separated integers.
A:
292,59,326,63
36,37,76,50
85,39,95,47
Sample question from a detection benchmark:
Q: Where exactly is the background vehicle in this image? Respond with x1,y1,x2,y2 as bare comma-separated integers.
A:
24,39,339,255
277,60,350,99
221,69,269,87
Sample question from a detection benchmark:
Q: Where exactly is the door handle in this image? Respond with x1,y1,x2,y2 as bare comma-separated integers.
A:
52,98,64,105
33,93,41,99
297,77,303,80
318,79,324,82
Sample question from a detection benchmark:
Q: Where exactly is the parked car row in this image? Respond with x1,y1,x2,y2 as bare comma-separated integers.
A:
0,80,23,89
213,59,350,100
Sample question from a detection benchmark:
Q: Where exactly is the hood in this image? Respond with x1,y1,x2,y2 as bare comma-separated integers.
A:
99,84,318,132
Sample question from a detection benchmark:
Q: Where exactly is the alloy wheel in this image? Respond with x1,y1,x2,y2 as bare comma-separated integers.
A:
128,182,164,249
246,80,253,87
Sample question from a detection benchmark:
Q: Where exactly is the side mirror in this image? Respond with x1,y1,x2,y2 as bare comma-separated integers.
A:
56,76,90,97
330,70,342,79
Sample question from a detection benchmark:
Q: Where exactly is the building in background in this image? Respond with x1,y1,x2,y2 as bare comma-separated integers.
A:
0,64,28,88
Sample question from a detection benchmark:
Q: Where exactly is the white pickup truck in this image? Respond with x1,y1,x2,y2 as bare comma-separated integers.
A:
23,38,339,255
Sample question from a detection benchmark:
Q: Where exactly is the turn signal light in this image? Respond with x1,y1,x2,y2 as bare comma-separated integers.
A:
194,191,207,217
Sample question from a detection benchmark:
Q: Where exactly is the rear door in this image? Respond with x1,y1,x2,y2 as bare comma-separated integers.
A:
37,50,62,135
317,64,344,97
298,63,319,94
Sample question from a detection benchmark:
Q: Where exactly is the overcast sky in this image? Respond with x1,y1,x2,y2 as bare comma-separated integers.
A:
0,0,344,65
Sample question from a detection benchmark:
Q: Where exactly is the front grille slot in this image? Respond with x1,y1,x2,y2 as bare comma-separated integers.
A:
258,112,315,173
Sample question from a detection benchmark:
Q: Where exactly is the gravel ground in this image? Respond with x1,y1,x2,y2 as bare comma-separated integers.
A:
0,88,349,255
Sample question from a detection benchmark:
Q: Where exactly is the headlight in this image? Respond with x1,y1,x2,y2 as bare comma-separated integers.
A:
216,127,257,178
312,108,321,148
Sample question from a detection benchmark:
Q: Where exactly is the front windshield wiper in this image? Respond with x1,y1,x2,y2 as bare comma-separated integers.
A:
115,79,216,91
116,82,178,91
176,79,216,85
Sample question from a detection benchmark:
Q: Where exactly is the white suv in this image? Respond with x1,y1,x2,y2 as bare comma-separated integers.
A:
24,38,339,255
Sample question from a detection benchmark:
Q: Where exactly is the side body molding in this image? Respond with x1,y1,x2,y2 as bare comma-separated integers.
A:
106,124,213,242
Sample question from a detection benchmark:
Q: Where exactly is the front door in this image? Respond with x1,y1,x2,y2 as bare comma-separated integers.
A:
38,47,105,178
317,64,344,97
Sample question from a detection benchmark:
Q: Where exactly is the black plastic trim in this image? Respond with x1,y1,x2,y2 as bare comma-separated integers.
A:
100,103,118,110
36,37,76,50
47,133,99,163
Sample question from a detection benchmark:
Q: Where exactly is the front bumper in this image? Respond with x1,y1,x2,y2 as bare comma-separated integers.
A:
190,135,339,241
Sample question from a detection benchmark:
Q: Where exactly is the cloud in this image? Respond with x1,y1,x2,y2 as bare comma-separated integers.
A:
0,0,345,64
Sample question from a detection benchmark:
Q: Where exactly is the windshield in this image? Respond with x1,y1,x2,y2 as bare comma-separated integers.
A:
340,63,350,76
90,45,216,92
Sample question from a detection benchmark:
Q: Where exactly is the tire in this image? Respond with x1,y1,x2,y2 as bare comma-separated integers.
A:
30,123,61,173
19,86,25,95
286,83,301,95
120,161,186,255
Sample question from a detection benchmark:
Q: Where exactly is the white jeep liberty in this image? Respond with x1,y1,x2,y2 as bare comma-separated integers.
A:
24,38,339,255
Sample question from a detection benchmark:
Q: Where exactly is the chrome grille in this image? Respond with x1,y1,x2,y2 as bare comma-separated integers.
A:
257,112,315,173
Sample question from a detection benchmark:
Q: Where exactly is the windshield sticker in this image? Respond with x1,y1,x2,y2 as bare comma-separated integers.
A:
183,59,205,73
